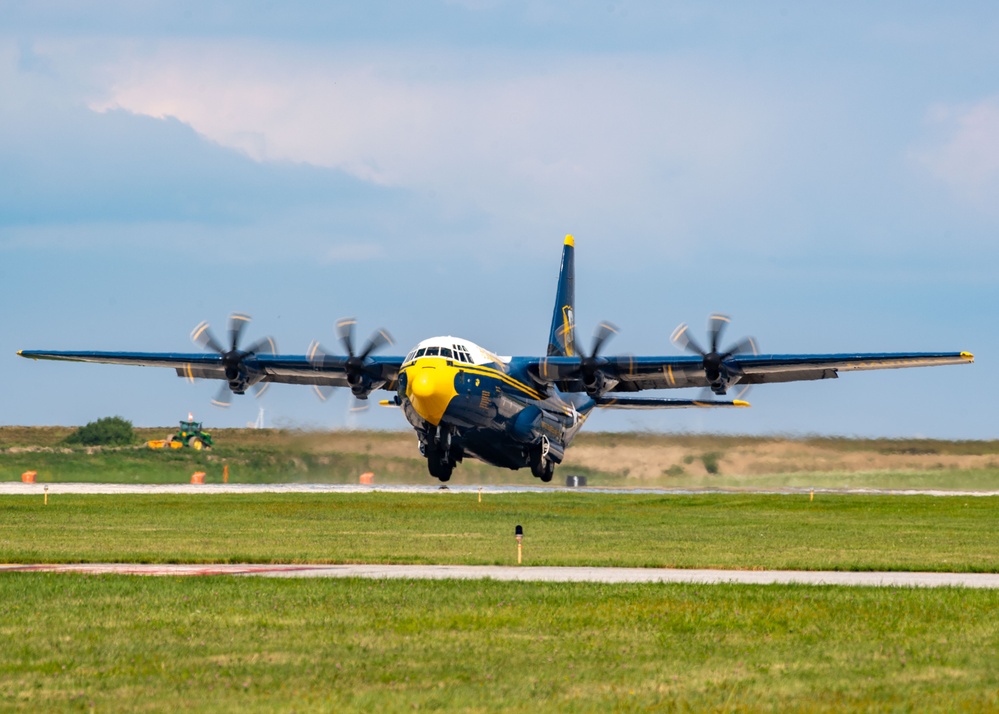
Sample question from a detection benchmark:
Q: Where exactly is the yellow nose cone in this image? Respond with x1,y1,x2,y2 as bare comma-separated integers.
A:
406,361,459,426
412,370,438,399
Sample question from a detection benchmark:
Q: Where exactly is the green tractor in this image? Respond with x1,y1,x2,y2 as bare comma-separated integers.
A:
165,419,214,450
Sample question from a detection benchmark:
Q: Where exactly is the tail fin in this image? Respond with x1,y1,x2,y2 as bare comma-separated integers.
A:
547,235,576,357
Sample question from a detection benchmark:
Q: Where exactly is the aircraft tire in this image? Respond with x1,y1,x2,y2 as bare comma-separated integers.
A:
539,460,554,483
426,447,453,481
530,454,555,482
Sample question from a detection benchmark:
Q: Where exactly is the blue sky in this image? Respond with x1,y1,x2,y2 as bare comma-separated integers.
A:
2,1,996,438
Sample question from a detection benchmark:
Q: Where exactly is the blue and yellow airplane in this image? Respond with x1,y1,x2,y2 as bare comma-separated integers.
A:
18,236,973,482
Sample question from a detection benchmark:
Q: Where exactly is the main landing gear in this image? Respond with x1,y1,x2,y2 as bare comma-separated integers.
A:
530,436,555,483
423,425,461,482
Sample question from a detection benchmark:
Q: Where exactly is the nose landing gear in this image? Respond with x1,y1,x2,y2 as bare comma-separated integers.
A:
423,424,461,482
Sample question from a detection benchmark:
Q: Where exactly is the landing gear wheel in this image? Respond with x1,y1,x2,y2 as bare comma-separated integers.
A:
531,458,554,482
428,458,453,482
530,437,555,482
426,446,453,482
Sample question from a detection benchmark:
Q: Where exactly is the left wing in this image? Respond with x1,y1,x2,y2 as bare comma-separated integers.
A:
17,350,403,394
18,315,404,403
529,351,973,395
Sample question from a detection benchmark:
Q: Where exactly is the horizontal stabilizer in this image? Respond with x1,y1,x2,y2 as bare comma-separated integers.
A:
593,396,750,410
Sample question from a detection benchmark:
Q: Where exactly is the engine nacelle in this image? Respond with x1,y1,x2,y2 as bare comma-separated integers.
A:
349,373,374,398
583,370,618,398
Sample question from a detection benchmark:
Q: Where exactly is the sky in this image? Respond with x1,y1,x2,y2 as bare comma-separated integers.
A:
2,1,996,439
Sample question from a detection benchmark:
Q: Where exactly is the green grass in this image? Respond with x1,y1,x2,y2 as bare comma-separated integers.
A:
2,493,997,572
640,468,999,491
0,430,542,485
5,427,999,490
0,574,996,712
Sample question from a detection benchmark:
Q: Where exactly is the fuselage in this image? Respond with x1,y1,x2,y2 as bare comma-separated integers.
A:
396,336,593,472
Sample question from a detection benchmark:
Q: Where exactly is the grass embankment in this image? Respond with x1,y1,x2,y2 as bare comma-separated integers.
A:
2,493,996,572
0,574,996,712
3,427,999,489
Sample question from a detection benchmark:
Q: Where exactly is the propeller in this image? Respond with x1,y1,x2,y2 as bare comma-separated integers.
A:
308,318,394,402
670,313,758,396
574,321,619,397
549,320,623,396
190,313,277,408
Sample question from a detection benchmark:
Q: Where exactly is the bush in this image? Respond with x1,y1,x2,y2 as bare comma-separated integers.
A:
700,452,721,475
65,416,137,447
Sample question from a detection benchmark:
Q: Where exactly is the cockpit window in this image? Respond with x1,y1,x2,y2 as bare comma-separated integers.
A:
405,351,416,363
426,346,440,356
415,348,427,358
440,348,452,358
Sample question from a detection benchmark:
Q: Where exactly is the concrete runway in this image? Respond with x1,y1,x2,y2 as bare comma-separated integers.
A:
3,563,998,588
3,483,998,496
4,483,995,588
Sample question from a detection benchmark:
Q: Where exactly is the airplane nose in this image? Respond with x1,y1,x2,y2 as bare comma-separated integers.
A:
412,370,437,399
406,364,458,426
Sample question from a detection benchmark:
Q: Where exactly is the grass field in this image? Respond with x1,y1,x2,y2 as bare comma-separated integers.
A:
3,427,999,490
3,428,999,710
1,492,997,572
0,574,996,712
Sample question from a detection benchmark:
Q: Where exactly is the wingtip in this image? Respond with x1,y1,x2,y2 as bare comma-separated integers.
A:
564,234,574,247
961,351,974,362
733,400,751,408
16,350,22,357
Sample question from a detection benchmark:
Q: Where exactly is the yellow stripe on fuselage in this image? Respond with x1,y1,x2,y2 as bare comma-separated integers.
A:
459,364,544,401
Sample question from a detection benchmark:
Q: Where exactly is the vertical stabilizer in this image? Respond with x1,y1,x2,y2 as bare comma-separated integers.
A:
547,235,576,357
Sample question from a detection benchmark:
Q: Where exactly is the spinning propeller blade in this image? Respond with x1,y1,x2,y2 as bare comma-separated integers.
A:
671,313,758,395
191,312,277,407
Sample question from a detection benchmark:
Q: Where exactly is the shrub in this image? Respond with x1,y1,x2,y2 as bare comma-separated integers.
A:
65,416,136,447
663,465,686,477
700,451,721,475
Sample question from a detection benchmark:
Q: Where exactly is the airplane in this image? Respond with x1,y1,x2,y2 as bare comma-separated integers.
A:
18,235,973,483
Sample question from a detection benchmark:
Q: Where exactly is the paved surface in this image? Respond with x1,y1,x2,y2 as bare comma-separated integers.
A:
5,483,994,588
3,483,998,497
3,563,997,588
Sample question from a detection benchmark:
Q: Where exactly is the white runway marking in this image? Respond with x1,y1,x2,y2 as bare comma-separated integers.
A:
2,483,998,497
2,563,997,588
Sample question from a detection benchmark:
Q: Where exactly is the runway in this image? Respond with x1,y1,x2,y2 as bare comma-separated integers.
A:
3,483,998,497
2,563,997,588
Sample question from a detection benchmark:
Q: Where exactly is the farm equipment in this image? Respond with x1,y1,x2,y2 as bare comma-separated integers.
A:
147,416,214,451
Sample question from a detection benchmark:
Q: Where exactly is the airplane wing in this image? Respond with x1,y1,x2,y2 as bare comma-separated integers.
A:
530,351,973,394
16,350,403,392
592,396,750,409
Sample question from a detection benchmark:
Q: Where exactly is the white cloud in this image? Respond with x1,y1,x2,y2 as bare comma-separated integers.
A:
912,98,999,212
85,41,783,255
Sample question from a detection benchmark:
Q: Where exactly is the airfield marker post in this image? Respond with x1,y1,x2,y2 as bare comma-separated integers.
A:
478,487,482,503
223,464,229,484
515,525,523,565
810,489,814,502
44,485,48,506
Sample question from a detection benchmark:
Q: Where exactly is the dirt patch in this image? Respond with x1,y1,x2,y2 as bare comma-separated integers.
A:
561,439,998,482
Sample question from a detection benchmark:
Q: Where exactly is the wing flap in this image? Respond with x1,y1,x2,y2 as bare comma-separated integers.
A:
594,396,750,410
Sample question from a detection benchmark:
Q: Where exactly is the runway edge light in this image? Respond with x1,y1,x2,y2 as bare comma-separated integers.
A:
515,525,524,565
